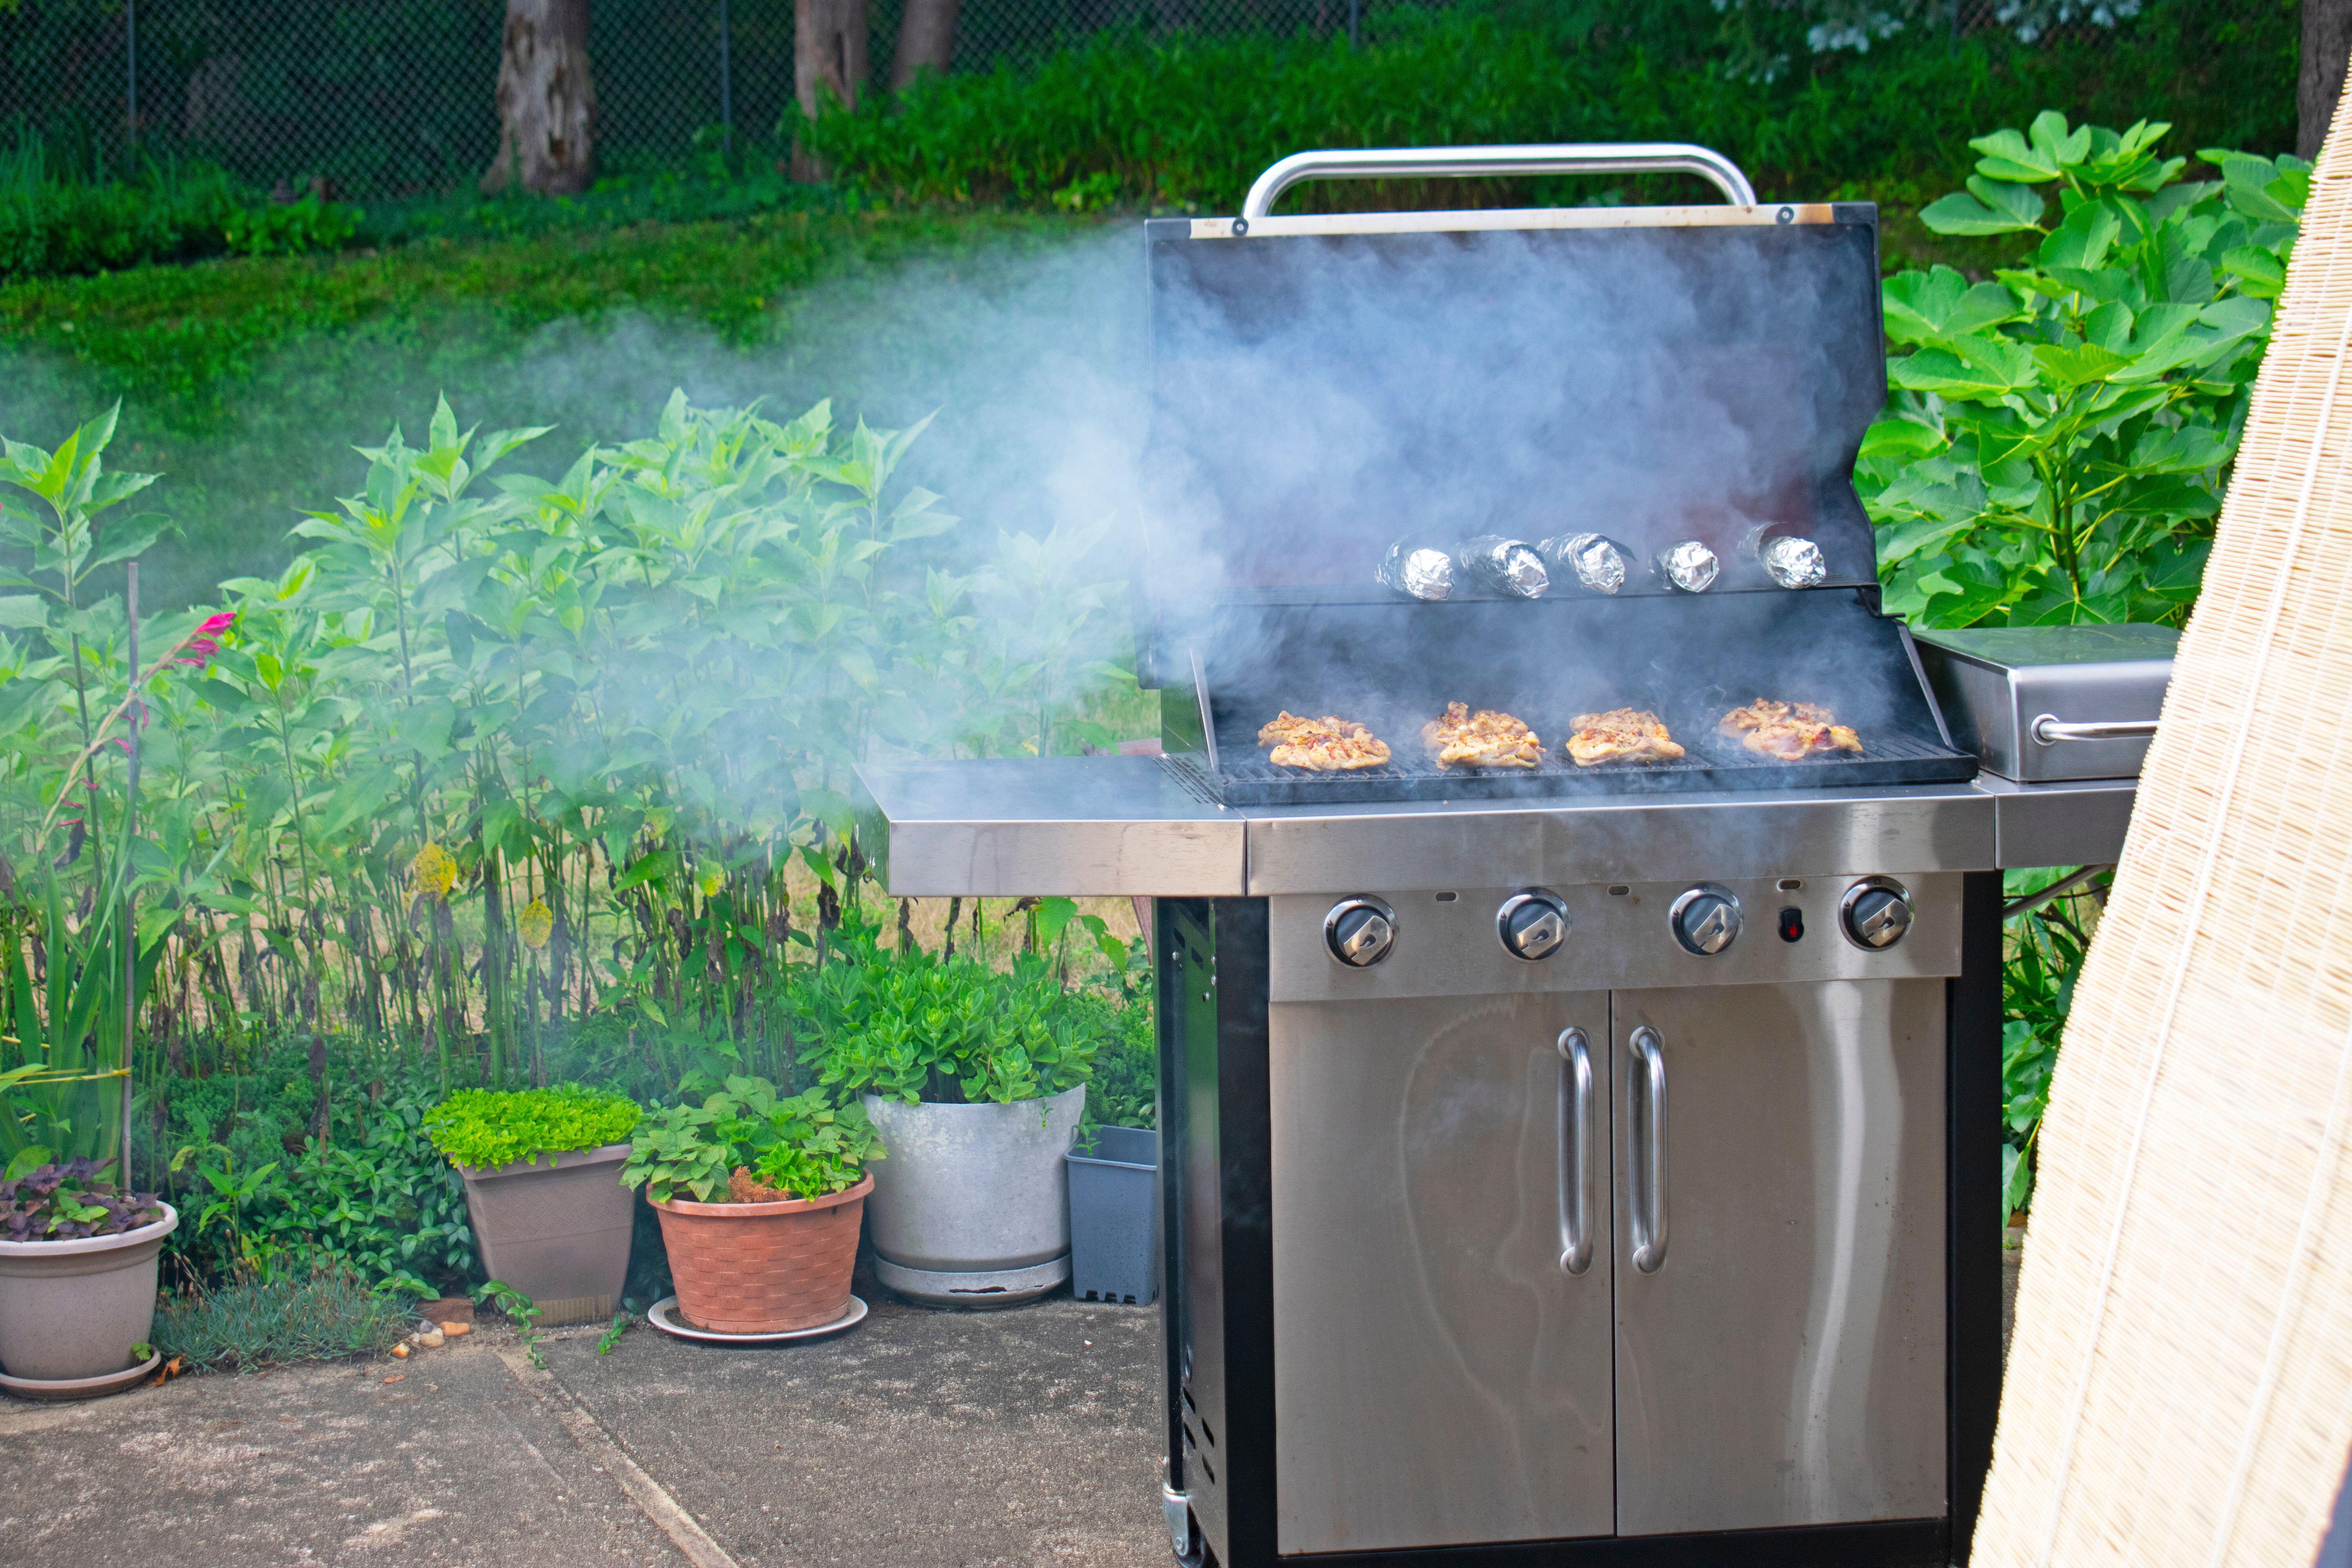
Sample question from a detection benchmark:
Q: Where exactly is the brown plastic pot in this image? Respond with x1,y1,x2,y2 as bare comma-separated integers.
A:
652,1174,873,1334
0,1204,177,1386
457,1143,635,1326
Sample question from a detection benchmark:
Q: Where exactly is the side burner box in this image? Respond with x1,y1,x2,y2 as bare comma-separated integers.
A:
1913,624,2177,783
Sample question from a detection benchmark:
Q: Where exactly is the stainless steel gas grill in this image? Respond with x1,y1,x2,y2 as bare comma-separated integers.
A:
854,145,2170,1568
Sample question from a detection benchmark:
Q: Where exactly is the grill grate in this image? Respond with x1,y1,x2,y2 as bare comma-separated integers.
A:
1166,725,1974,808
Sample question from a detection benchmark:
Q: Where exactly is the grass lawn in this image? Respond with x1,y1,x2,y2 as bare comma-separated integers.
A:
0,208,1116,607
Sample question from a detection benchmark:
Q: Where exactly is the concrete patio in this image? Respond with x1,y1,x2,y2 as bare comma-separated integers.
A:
0,1293,1167,1568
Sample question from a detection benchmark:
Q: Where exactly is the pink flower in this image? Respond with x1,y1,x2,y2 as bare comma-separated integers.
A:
171,610,236,668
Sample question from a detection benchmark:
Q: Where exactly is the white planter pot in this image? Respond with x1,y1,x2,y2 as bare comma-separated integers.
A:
0,1204,178,1386
862,1085,1085,1307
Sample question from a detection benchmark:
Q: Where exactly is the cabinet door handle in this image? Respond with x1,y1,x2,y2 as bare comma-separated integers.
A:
1556,1027,1595,1276
1629,1026,1669,1274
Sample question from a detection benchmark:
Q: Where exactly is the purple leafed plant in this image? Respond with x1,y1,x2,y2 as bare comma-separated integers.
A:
0,1158,165,1242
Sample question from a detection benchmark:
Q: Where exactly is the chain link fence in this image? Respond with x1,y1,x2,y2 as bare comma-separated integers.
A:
0,0,2117,200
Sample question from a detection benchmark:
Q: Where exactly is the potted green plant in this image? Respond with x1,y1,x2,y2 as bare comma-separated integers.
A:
425,1085,641,1326
0,1157,175,1397
795,925,1101,1307
622,1076,882,1334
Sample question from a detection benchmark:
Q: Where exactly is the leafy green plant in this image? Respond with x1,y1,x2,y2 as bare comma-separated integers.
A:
791,919,1104,1107
222,194,361,259
620,1074,883,1204
0,1155,163,1240
1862,114,2305,628
1999,867,2105,1219
595,1305,639,1354
475,1278,546,1367
423,1084,640,1170
154,1262,414,1370
1080,988,1156,1131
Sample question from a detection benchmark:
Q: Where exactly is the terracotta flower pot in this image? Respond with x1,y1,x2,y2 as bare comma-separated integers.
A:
0,1203,178,1385
456,1143,635,1326
652,1173,873,1334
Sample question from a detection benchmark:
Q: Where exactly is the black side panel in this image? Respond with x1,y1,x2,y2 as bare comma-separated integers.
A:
1947,870,2005,1561
1215,898,1277,1568
1274,1518,1945,1567
1162,897,1277,1568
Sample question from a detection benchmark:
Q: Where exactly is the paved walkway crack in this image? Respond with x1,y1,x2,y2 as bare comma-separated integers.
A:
493,1346,740,1568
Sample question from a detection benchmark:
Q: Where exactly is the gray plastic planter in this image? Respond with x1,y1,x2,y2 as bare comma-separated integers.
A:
457,1143,635,1325
863,1085,1084,1307
0,1203,178,1386
1068,1126,1159,1305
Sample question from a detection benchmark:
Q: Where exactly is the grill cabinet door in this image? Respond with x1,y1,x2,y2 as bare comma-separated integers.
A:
1270,992,1615,1553
1612,980,1947,1535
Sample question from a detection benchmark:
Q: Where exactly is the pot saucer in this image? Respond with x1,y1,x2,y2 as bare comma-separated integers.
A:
0,1352,162,1402
646,1295,867,1345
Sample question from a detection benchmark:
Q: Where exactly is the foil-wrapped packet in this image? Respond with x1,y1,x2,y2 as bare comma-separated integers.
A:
1758,535,1827,589
1377,539,1455,601
1655,540,1720,593
1457,535,1550,598
1540,532,1631,595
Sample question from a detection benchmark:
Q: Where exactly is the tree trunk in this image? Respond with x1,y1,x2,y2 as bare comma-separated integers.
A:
890,0,962,91
483,0,596,196
2303,0,2352,159
791,0,869,180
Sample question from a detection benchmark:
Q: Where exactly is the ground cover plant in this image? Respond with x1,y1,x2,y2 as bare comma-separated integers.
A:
152,1261,413,1370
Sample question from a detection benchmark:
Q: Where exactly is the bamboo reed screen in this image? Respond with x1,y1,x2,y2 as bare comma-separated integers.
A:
1971,86,2352,1568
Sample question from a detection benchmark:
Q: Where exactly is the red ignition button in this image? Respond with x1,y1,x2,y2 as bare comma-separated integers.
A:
1777,907,1805,943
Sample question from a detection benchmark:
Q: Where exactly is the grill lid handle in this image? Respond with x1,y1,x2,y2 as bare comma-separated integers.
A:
1240,143,1759,222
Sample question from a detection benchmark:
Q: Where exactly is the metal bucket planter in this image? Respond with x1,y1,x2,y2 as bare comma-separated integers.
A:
862,1085,1085,1307
0,1204,177,1393
652,1175,873,1334
1067,1126,1160,1305
456,1143,635,1326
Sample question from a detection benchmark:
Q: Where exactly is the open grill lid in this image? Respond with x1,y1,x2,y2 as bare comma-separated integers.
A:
1132,146,1967,804
1134,147,1889,674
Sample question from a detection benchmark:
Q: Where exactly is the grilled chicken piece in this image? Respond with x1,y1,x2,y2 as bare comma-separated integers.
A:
1566,708,1686,766
1259,711,1392,771
1719,699,1863,761
1422,701,1543,769
1257,711,1371,746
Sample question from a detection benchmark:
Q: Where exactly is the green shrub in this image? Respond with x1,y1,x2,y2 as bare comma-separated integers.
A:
791,919,1106,1106
154,1263,413,1370
799,0,2289,220
167,1078,477,1297
1862,115,2303,628
423,1084,641,1170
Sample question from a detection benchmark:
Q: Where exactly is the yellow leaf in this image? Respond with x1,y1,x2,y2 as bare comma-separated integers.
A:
408,842,457,901
518,898,553,951
697,866,724,898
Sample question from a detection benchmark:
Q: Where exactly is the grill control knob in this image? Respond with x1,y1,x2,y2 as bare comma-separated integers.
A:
1497,890,1571,961
1842,878,1915,950
1324,897,1397,968
1670,885,1742,956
